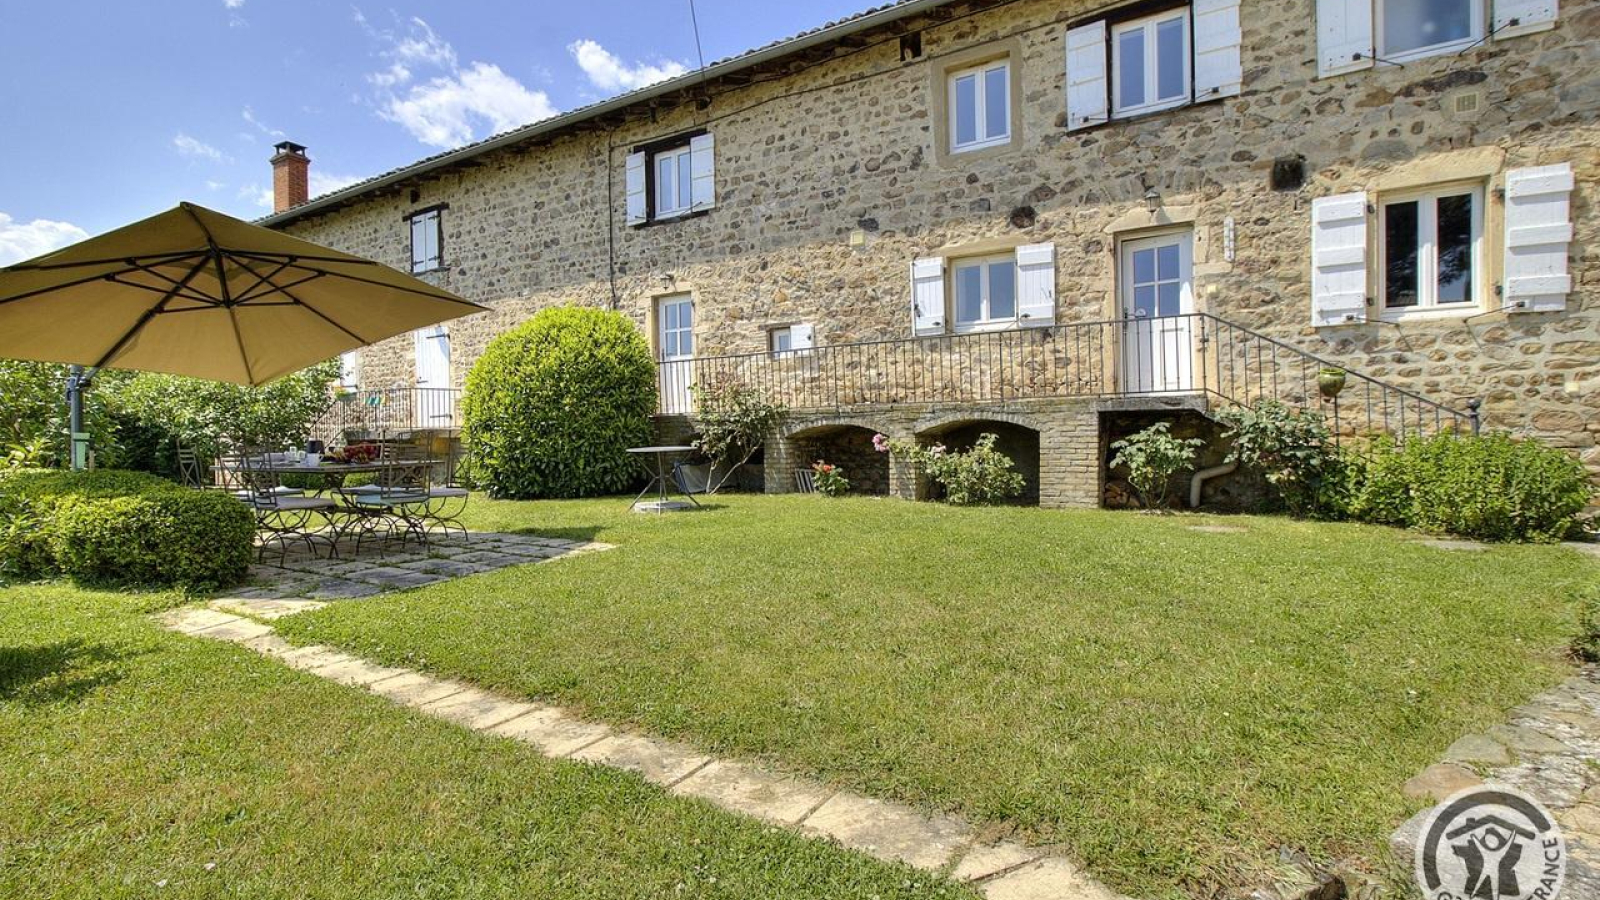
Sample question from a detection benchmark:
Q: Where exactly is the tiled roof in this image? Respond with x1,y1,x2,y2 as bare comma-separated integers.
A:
261,0,950,226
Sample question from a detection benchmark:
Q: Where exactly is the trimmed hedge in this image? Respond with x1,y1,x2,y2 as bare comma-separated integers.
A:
1348,433,1592,543
0,469,253,589
461,307,656,499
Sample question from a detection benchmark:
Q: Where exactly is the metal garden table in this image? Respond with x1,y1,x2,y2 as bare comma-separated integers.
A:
626,445,701,512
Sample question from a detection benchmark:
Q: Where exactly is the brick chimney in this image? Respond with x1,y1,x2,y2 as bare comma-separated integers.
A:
270,141,310,213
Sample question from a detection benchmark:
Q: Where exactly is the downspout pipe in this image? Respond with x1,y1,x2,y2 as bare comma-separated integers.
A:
1189,462,1237,509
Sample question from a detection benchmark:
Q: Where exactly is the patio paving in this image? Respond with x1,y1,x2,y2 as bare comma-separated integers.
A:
157,598,1134,900
213,531,614,619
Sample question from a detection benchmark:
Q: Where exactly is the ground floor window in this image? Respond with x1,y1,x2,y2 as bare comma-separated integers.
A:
1380,185,1482,315
952,255,1017,329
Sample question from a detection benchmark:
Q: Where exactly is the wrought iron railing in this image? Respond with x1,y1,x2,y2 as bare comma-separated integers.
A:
313,387,461,443
656,314,1479,442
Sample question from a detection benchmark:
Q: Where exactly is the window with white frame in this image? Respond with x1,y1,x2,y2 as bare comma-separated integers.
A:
949,59,1011,153
952,255,1018,328
408,207,443,274
1380,184,1483,315
770,327,794,355
1113,9,1191,117
1378,0,1481,62
654,144,694,218
768,323,815,358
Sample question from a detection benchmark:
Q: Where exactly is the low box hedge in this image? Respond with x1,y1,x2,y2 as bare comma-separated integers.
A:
0,468,253,589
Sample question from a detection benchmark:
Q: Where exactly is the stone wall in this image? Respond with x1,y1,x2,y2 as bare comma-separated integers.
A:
280,0,1600,479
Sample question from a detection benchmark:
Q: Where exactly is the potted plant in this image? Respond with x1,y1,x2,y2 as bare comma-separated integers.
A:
812,461,849,497
1317,366,1347,399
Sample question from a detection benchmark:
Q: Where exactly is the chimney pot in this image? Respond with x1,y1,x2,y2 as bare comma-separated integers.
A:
270,141,310,213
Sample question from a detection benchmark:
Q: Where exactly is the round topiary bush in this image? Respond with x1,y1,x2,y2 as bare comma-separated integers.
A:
461,306,656,499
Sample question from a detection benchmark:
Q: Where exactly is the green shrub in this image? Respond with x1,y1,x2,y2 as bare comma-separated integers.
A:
1110,422,1204,510
1348,432,1592,542
811,461,850,497
0,469,253,588
1213,400,1341,517
461,307,656,499
885,433,1026,505
692,379,786,494
0,361,124,468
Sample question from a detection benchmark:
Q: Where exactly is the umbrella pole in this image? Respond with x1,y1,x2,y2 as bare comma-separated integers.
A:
67,365,91,470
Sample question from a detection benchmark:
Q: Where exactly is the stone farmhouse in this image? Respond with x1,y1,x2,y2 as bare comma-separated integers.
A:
263,0,1597,508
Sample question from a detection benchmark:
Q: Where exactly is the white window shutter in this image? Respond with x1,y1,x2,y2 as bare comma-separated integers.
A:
911,257,946,336
1316,0,1373,76
1065,21,1109,131
790,323,815,353
1015,243,1057,327
1504,163,1573,313
1193,0,1243,99
1310,192,1370,327
1493,0,1558,37
625,151,647,226
339,351,360,387
690,133,716,212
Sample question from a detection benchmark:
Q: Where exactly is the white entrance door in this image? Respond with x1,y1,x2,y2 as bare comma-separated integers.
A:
1120,232,1195,393
657,294,695,414
413,325,453,427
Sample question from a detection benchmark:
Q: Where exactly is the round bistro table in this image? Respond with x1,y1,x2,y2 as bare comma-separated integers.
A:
626,445,701,513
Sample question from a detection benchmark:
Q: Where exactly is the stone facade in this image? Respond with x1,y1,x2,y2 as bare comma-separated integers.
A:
275,0,1600,496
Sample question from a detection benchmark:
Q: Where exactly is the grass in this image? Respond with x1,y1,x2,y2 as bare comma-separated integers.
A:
0,582,974,899
272,494,1596,899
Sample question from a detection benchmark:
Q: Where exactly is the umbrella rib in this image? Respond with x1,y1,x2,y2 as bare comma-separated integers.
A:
225,256,296,303
231,270,325,305
90,255,213,370
255,262,487,309
227,254,370,345
103,274,221,307
125,258,226,301
186,206,259,387
5,249,207,272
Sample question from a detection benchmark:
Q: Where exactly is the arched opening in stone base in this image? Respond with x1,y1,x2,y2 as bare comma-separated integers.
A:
789,424,891,496
913,419,1041,506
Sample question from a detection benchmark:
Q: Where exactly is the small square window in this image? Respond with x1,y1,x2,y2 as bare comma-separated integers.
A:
408,208,443,274
952,255,1019,328
1113,10,1190,117
1380,185,1483,317
654,144,694,218
948,60,1010,153
1379,0,1480,61
770,328,794,355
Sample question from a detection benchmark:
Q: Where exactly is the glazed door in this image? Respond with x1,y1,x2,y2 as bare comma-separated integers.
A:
1120,233,1195,393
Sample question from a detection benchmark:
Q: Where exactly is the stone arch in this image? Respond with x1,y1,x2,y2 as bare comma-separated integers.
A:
782,422,891,496
912,415,1043,505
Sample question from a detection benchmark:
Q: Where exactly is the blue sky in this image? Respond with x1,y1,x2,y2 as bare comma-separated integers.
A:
0,0,875,264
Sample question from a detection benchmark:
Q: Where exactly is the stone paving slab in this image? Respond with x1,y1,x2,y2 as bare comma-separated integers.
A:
214,598,328,620
305,579,383,600
157,604,1127,900
802,790,970,870
569,733,711,786
672,760,836,826
488,707,614,757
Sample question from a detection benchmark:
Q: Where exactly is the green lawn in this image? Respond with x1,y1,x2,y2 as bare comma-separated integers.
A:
272,495,1596,899
0,583,972,899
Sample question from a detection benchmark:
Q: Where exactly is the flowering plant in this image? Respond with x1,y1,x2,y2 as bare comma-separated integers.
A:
811,460,850,497
874,432,1023,505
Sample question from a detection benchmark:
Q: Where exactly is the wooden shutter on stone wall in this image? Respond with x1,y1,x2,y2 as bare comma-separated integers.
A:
690,133,716,212
1315,0,1373,76
1310,192,1370,327
1065,21,1109,131
911,257,946,335
625,151,647,226
1493,0,1558,37
1015,243,1057,327
1192,0,1243,99
1504,163,1574,313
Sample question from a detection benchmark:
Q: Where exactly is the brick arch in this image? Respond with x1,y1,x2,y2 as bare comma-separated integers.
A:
782,416,897,442
911,410,1045,437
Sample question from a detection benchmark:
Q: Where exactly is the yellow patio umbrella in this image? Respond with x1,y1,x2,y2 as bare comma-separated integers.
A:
0,202,486,386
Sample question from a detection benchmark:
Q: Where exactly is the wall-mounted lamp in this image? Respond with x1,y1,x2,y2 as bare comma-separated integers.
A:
1143,188,1161,210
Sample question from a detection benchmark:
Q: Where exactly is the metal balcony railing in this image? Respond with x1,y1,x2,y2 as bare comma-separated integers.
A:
313,386,461,442
656,314,1479,442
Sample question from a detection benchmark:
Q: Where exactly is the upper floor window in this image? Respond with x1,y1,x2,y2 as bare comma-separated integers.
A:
654,144,695,218
1379,0,1481,61
952,255,1018,328
408,207,443,274
1066,2,1240,132
1114,10,1190,117
768,323,815,358
949,60,1010,153
1380,184,1483,316
626,133,716,226
1316,0,1545,76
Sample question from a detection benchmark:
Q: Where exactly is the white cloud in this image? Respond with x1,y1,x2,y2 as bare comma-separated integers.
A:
224,0,244,8
173,133,230,163
241,106,284,139
241,172,365,210
205,179,227,191
353,13,556,149
382,62,556,148
568,39,688,93
241,183,274,209
0,213,89,266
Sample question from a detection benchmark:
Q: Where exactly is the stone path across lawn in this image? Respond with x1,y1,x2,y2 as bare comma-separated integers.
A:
158,600,1132,900
1391,665,1600,897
